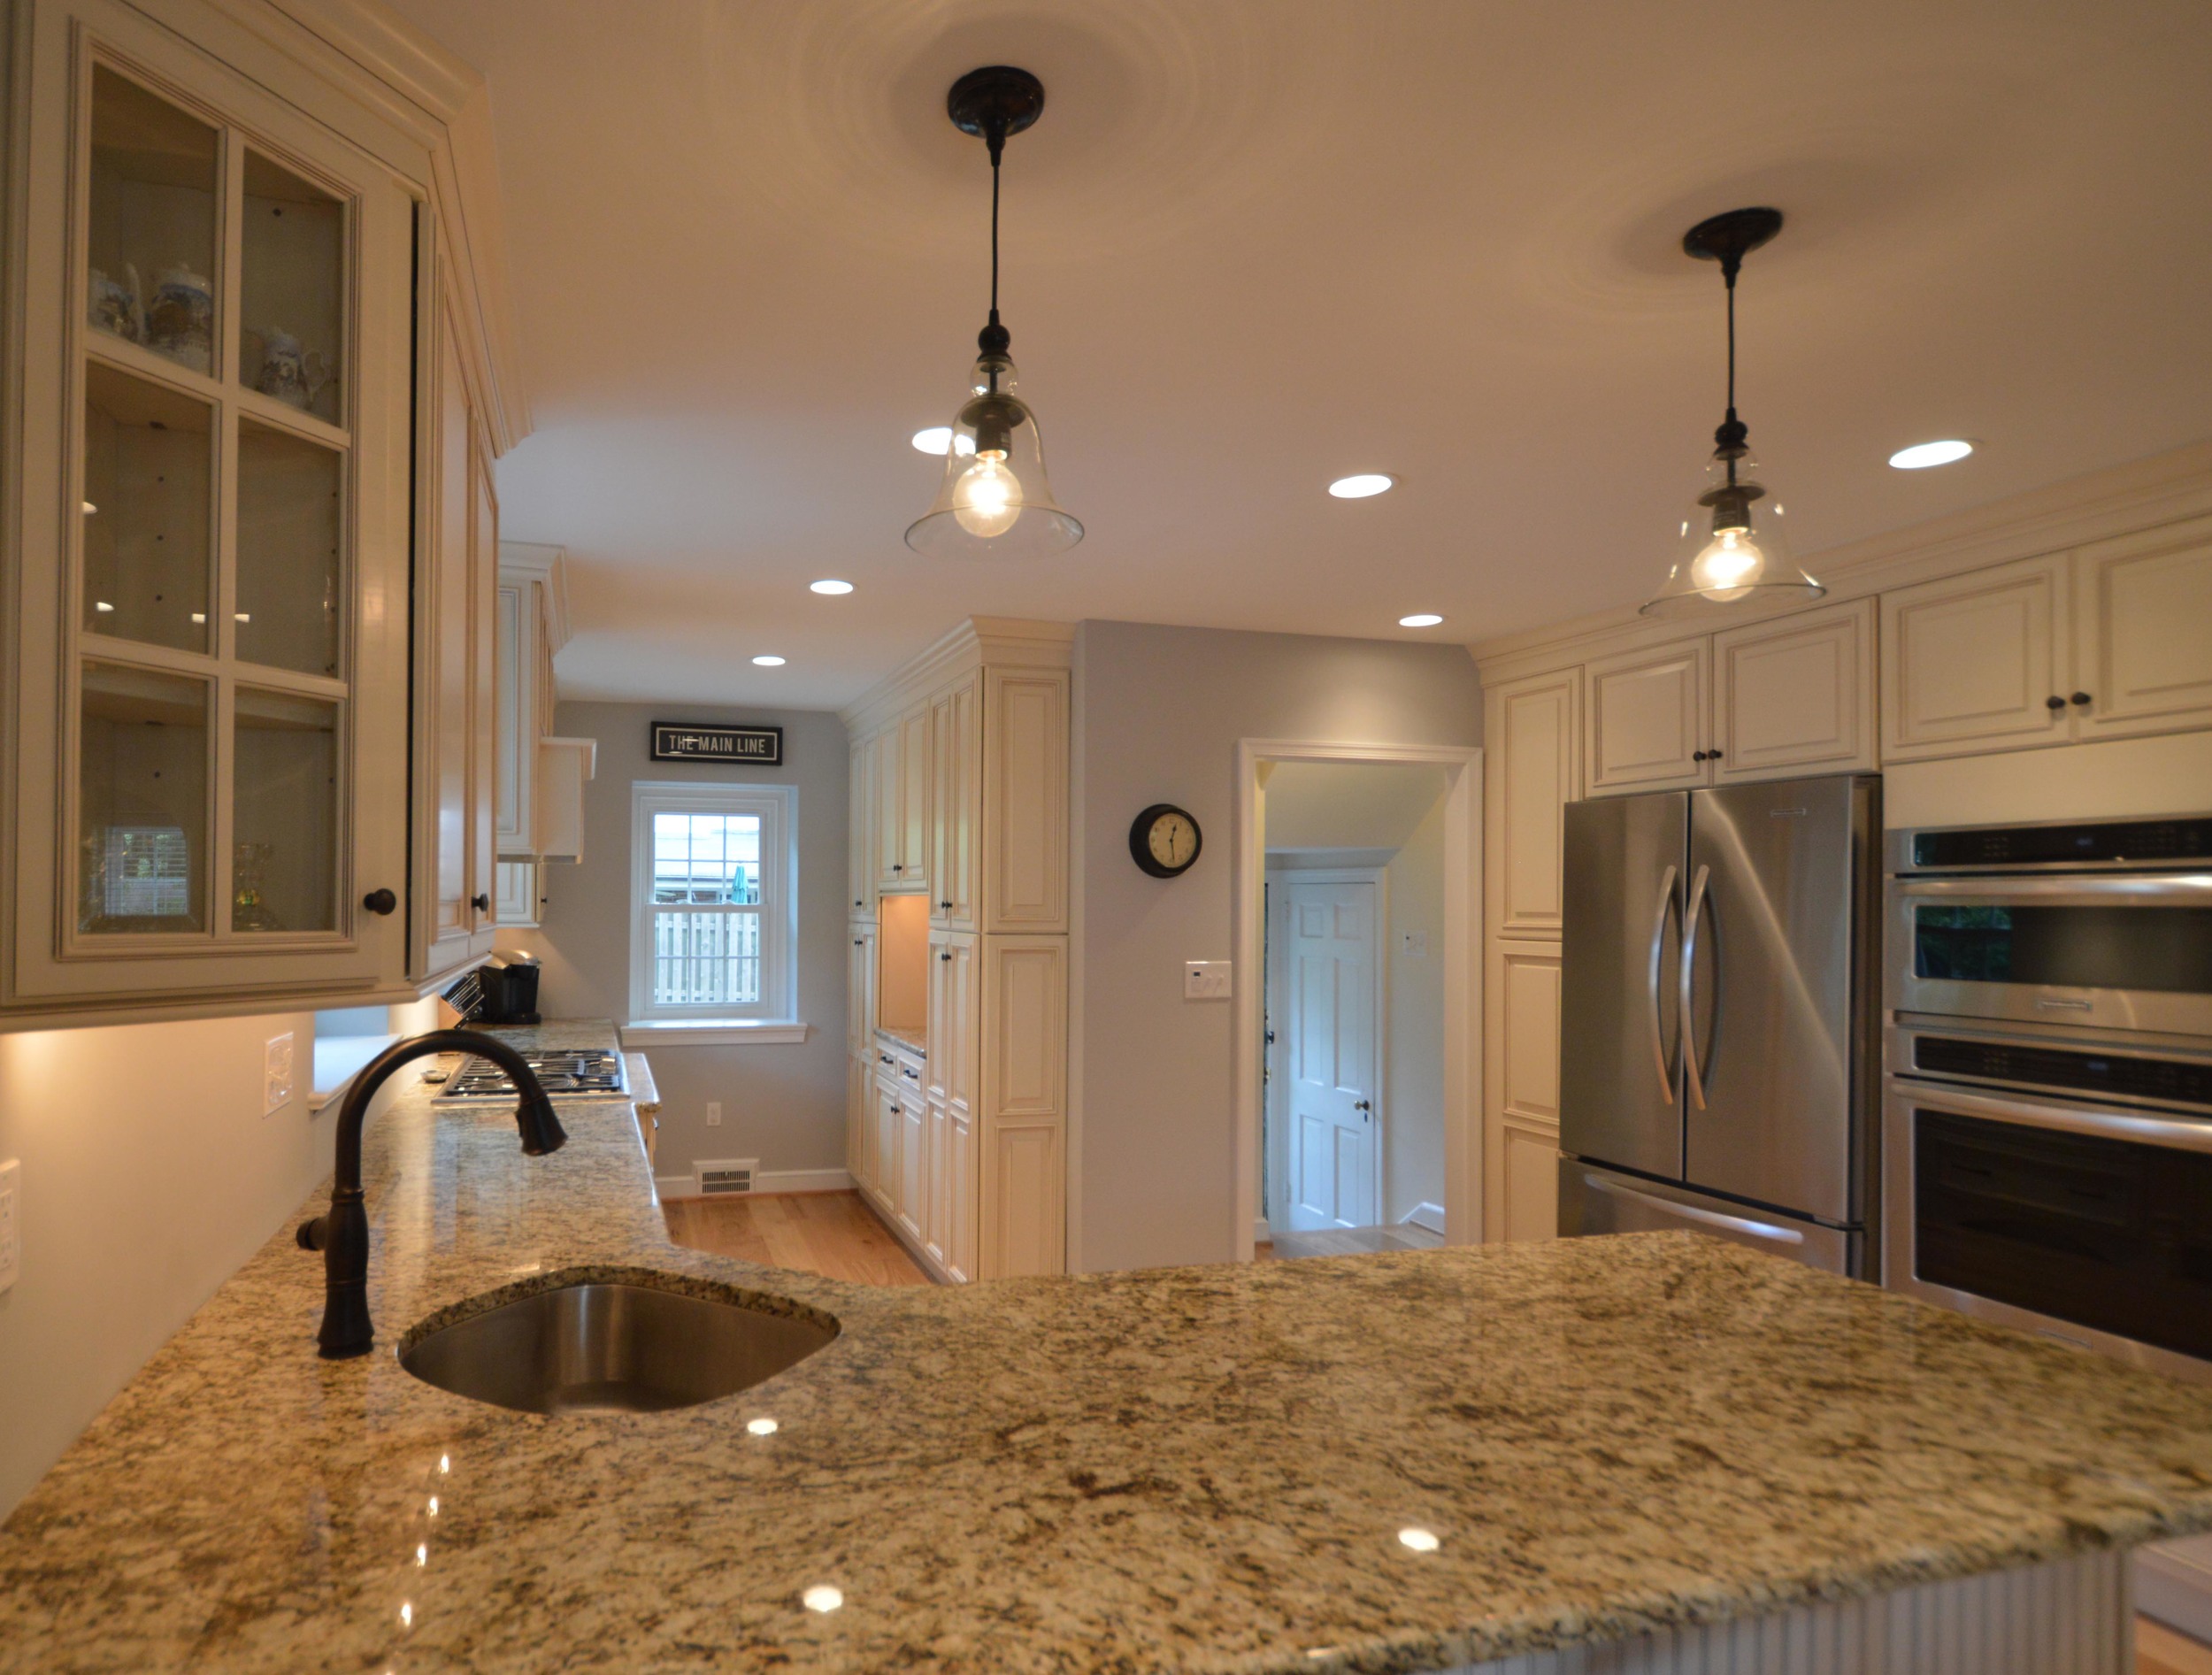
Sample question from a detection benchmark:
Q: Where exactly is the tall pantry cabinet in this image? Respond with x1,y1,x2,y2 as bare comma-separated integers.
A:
843,619,1070,1282
0,0,526,1027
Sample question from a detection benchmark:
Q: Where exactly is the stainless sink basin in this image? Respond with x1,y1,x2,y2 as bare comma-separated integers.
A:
400,1279,837,1415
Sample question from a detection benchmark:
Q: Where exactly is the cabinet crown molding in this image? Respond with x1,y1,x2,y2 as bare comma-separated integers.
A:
841,617,1073,734
498,542,572,652
1472,441,2212,688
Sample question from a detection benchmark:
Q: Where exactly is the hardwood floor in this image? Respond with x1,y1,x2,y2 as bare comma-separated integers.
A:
662,1190,930,1287
1256,1223,1445,1261
2142,1617,2212,1675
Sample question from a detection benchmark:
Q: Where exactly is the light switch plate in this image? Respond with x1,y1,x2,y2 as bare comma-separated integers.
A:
0,1158,19,1295
1184,961,1233,1000
264,1033,295,1117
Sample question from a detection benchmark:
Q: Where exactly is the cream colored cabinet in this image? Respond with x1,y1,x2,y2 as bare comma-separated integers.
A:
1484,668,1581,940
847,1053,872,1194
847,926,877,1056
2072,516,2212,741
1882,554,2070,762
1711,598,1878,780
1585,641,1709,792
843,620,1070,1280
870,1071,902,1221
493,861,540,927
1483,940,1563,1245
532,737,595,864
2,6,438,1020
848,734,876,918
929,676,980,928
493,543,572,863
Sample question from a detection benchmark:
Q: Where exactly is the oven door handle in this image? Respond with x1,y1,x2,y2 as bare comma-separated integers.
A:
1893,874,2212,907
1646,864,1679,1107
1895,1079,2212,1155
1679,864,1711,1111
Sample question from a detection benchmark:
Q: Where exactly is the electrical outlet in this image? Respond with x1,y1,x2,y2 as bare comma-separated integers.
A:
264,1033,296,1116
1184,961,1233,1001
0,1159,19,1295
705,1101,723,1127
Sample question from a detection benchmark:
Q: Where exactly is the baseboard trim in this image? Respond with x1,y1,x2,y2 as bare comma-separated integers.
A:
2139,1537,2212,1644
656,1167,853,1202
1400,1201,1447,1237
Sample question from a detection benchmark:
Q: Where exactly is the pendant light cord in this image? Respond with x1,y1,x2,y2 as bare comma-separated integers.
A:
1714,253,1747,467
990,141,1002,327
978,124,1010,359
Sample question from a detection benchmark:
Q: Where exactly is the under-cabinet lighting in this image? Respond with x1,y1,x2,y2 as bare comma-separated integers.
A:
747,1417,779,1436
1398,613,1444,627
802,1585,844,1614
1888,439,1974,470
1328,473,1394,499
752,655,787,667
1397,1526,1440,1553
808,580,854,595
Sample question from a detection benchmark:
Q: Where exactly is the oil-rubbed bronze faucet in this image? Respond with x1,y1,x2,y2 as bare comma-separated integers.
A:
296,1029,565,1359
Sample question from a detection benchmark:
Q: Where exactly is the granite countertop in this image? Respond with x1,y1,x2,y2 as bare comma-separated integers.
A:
873,1023,926,1056
5,1020,2212,1673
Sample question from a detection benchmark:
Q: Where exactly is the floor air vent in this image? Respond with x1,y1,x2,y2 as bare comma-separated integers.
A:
697,1159,757,1196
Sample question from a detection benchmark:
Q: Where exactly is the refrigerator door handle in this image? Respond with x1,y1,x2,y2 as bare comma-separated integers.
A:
1646,864,1678,1106
1581,1172,1808,1247
1680,864,1712,1110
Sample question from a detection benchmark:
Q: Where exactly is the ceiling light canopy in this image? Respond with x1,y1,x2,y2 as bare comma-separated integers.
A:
752,655,786,667
1329,473,1394,499
1642,208,1824,618
905,67,1081,560
1889,438,1975,470
808,579,854,595
1398,613,1444,627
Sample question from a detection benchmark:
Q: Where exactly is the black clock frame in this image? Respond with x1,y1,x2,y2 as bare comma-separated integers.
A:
1129,803,1202,879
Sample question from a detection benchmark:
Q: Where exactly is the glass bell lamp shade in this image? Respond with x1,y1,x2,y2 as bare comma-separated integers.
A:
1640,448,1824,617
904,353,1082,558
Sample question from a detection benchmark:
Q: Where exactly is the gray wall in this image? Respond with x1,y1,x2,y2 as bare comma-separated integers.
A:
504,702,849,1187
1071,621,1481,1273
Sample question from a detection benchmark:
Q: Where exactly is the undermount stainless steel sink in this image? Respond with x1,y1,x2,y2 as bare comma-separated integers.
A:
400,1279,837,1415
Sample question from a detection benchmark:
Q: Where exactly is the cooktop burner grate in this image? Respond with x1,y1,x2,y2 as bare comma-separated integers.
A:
440,1049,625,1100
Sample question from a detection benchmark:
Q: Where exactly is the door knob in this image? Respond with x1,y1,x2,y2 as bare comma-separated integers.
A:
362,887,397,916
472,893,490,913
1355,1099,1371,1111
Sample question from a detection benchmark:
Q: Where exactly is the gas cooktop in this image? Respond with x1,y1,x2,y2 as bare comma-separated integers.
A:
436,1049,626,1101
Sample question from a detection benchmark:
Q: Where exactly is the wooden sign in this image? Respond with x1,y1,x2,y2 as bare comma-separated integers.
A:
650,723,783,765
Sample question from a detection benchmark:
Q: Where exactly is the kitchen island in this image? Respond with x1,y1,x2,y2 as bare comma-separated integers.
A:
3,1022,2209,1673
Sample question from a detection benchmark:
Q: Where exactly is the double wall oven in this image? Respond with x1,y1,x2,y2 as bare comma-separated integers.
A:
1885,813,2212,1383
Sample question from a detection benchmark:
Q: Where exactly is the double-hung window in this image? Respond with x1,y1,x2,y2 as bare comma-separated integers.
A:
629,784,795,1025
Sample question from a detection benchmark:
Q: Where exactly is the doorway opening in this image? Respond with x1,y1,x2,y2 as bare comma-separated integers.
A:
1233,741,1481,1263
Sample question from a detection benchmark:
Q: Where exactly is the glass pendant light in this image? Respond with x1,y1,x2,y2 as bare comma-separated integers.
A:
906,66,1082,559
1642,207,1823,616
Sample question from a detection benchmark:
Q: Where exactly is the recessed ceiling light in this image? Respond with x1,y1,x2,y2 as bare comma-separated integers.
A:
1888,439,1975,470
1398,613,1444,628
1328,473,1394,499
911,426,952,455
752,655,786,667
809,579,854,595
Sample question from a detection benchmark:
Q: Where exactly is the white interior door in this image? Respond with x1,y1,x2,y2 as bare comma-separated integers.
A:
1280,877,1381,1230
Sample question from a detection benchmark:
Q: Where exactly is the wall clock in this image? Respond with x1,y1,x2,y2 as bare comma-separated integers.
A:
1130,804,1202,879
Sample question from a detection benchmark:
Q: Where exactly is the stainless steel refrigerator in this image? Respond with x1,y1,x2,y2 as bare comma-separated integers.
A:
1555,772,1881,1276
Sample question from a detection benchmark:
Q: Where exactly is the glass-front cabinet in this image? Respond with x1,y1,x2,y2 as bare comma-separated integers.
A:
4,0,438,1018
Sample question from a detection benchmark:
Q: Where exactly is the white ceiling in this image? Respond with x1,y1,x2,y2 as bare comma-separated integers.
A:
386,0,2212,710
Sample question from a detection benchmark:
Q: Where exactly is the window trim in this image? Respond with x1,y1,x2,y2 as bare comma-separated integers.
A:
628,781,798,1026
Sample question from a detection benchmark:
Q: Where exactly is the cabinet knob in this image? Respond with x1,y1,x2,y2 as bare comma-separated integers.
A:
892,864,903,873
2047,695,2068,711
1692,749,1709,762
1708,748,1723,760
472,893,490,913
940,900,952,910
854,939,864,948
362,887,397,916
2070,691,2093,707
941,951,952,962
855,898,864,908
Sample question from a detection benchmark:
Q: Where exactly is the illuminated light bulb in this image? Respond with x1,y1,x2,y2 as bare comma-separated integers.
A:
951,451,1021,538
802,1585,844,1614
746,1417,779,1436
1687,526,1764,603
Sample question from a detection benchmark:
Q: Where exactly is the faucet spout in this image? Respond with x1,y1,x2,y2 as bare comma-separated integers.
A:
296,1028,567,1359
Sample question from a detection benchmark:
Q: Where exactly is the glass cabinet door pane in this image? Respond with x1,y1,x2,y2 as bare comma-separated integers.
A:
241,151,343,425
78,663,209,934
233,689,338,933
88,66,218,373
236,419,342,675
81,363,211,651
